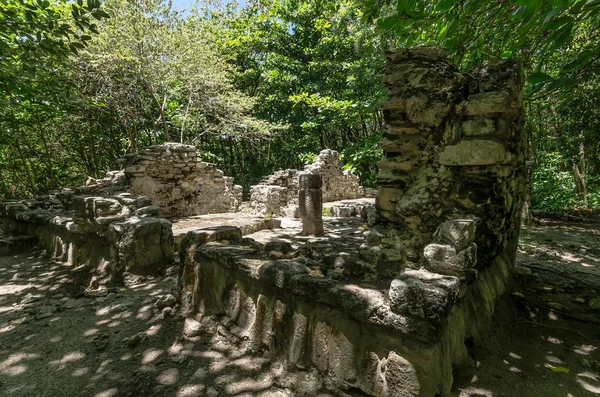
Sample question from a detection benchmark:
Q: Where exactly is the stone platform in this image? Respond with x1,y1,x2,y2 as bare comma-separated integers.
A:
178,216,513,396
171,213,281,251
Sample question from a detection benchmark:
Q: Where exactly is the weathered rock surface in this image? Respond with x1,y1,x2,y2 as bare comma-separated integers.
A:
250,149,364,216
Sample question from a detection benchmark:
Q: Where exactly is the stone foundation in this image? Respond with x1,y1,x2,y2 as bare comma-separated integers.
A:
250,150,364,217
0,193,174,285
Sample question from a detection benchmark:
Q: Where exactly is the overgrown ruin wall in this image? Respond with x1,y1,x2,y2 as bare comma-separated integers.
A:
362,47,527,278
178,47,527,397
250,149,364,216
85,143,242,218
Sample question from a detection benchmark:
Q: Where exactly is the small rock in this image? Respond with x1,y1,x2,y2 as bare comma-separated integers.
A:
96,297,107,304
206,387,219,397
171,355,187,364
85,287,108,298
35,306,54,320
162,307,172,318
106,292,117,300
183,318,202,337
189,367,208,381
154,294,177,310
20,293,39,305
125,332,147,348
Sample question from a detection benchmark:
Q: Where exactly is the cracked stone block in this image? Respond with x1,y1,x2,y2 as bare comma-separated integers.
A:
438,140,506,166
383,352,420,397
108,217,174,276
423,242,477,278
439,219,476,250
389,269,460,322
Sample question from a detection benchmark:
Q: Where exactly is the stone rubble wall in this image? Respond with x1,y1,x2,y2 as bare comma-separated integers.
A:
362,46,526,278
250,149,364,216
83,143,243,218
125,144,242,217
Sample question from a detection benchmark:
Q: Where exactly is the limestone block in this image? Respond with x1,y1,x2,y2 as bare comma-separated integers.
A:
439,219,476,250
383,352,420,397
108,217,174,276
423,242,477,278
389,269,460,322
406,95,451,127
386,125,421,135
462,117,497,137
409,46,448,61
463,91,512,116
125,164,146,174
438,140,506,166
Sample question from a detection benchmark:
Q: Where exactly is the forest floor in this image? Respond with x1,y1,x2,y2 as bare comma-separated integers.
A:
0,217,600,397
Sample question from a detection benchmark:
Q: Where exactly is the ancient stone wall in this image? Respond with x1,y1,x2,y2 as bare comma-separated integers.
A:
0,193,174,285
124,144,242,217
250,149,364,216
362,47,526,278
84,143,242,218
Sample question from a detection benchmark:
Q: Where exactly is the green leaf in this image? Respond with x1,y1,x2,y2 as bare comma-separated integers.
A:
527,72,553,84
378,16,398,29
545,364,570,373
435,0,455,12
543,2,569,24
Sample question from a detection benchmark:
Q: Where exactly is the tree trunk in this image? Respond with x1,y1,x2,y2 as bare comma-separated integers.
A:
149,85,170,141
573,143,587,206
15,136,35,195
35,111,55,189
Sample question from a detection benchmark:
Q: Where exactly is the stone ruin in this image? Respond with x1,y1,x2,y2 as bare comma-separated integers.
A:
250,149,364,217
0,143,243,286
0,47,526,396
86,143,242,217
178,47,526,396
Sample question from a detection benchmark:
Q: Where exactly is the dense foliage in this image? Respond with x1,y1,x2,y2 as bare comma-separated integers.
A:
1,0,599,212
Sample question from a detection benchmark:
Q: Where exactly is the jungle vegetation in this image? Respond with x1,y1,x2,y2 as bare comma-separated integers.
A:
1,0,599,212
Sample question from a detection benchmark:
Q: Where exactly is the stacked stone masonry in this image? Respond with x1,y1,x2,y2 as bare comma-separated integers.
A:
85,143,243,217
179,47,527,397
0,193,174,285
365,46,526,278
250,149,364,216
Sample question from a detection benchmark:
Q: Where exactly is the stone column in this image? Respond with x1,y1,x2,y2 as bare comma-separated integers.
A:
298,173,324,236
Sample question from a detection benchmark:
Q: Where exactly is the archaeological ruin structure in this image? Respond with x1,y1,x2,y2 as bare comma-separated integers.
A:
0,46,526,397
178,47,526,396
250,149,364,217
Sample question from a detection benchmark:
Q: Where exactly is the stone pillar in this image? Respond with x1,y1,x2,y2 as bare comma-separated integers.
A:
364,46,526,279
298,173,324,236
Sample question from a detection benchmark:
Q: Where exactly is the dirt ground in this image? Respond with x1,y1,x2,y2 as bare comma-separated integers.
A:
1,217,600,397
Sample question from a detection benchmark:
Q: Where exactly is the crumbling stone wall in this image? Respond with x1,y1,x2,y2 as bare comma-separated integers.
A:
0,194,174,284
362,47,526,278
250,149,364,216
85,143,242,217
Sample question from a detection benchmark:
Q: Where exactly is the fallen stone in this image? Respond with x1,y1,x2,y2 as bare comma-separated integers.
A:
183,318,203,337
155,294,177,310
125,331,147,348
